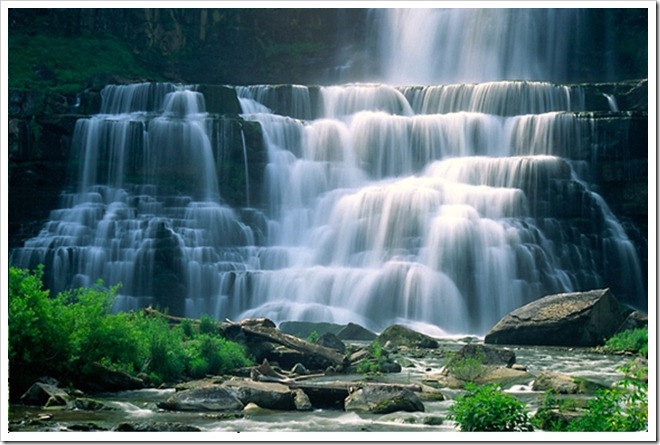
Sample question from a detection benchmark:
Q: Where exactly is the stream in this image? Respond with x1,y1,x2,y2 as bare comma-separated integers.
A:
8,337,634,436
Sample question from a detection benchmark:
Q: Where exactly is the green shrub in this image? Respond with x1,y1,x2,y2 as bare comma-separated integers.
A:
448,383,533,432
8,266,68,375
184,334,253,378
8,266,253,388
567,360,647,432
533,361,648,432
199,314,218,335
602,328,647,357
307,330,319,343
445,351,486,382
356,342,385,375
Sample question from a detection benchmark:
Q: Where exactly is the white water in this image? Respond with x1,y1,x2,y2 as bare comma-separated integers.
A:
373,9,583,85
10,10,645,335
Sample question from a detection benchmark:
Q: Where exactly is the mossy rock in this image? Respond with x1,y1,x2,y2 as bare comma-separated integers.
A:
376,324,438,349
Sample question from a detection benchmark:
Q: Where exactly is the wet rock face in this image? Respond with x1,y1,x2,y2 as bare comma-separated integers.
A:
484,289,632,347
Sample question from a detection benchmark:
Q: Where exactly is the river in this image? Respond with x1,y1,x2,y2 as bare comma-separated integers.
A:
8,337,635,438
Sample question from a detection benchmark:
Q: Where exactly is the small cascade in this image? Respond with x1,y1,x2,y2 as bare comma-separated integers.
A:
603,93,620,112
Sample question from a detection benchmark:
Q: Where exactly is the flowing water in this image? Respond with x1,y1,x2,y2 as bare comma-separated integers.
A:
7,339,634,435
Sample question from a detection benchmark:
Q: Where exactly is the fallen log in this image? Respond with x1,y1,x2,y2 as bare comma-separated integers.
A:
238,323,349,370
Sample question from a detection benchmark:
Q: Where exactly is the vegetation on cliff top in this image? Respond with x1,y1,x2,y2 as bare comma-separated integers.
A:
9,32,160,94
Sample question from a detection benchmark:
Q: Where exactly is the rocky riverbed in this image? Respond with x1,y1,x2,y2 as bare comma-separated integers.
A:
8,318,643,437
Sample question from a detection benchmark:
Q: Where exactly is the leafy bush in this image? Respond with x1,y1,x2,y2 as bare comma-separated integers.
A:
184,334,252,379
602,328,648,357
568,360,648,432
356,342,385,375
533,361,648,432
199,314,218,335
448,383,533,432
8,266,253,389
8,266,69,375
445,350,486,382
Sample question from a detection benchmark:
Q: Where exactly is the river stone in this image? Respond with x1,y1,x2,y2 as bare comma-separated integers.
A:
315,332,346,354
532,371,579,394
222,379,294,410
114,421,201,432
293,388,313,411
344,385,424,414
376,324,439,349
157,385,244,412
20,382,69,407
484,289,631,347
451,344,516,367
336,322,377,341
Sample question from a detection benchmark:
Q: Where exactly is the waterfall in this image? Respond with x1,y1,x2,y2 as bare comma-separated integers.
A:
11,10,645,335
603,93,620,112
373,9,584,85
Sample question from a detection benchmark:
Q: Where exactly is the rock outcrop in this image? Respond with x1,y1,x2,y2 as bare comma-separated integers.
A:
484,289,631,347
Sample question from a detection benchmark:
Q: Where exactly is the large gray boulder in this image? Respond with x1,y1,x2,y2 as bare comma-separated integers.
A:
484,289,631,347
157,386,244,412
344,385,425,414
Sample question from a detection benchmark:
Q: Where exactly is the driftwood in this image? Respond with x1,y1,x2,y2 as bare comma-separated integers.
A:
142,306,194,325
140,309,347,370
238,323,349,370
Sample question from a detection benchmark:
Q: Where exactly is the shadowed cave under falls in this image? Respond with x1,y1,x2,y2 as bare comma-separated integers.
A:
11,9,646,335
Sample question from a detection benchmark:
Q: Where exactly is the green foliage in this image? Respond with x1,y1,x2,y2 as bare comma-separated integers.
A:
532,390,583,431
356,342,385,375
533,361,648,432
307,330,319,344
602,328,648,357
9,32,158,94
184,334,253,379
448,383,533,432
8,266,253,387
199,314,218,335
445,351,486,382
567,360,648,432
8,266,68,374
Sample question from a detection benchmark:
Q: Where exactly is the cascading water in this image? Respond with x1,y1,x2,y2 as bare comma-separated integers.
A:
10,9,646,335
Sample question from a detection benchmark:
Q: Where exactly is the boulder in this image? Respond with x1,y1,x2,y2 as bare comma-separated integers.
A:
450,344,516,368
20,382,69,407
532,371,578,394
315,332,346,354
278,321,344,339
292,388,313,411
336,322,377,341
157,385,244,412
424,366,532,390
484,289,631,347
344,385,424,414
532,371,605,395
114,422,201,432
376,324,438,349
222,379,294,410
616,310,648,333
78,362,145,392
